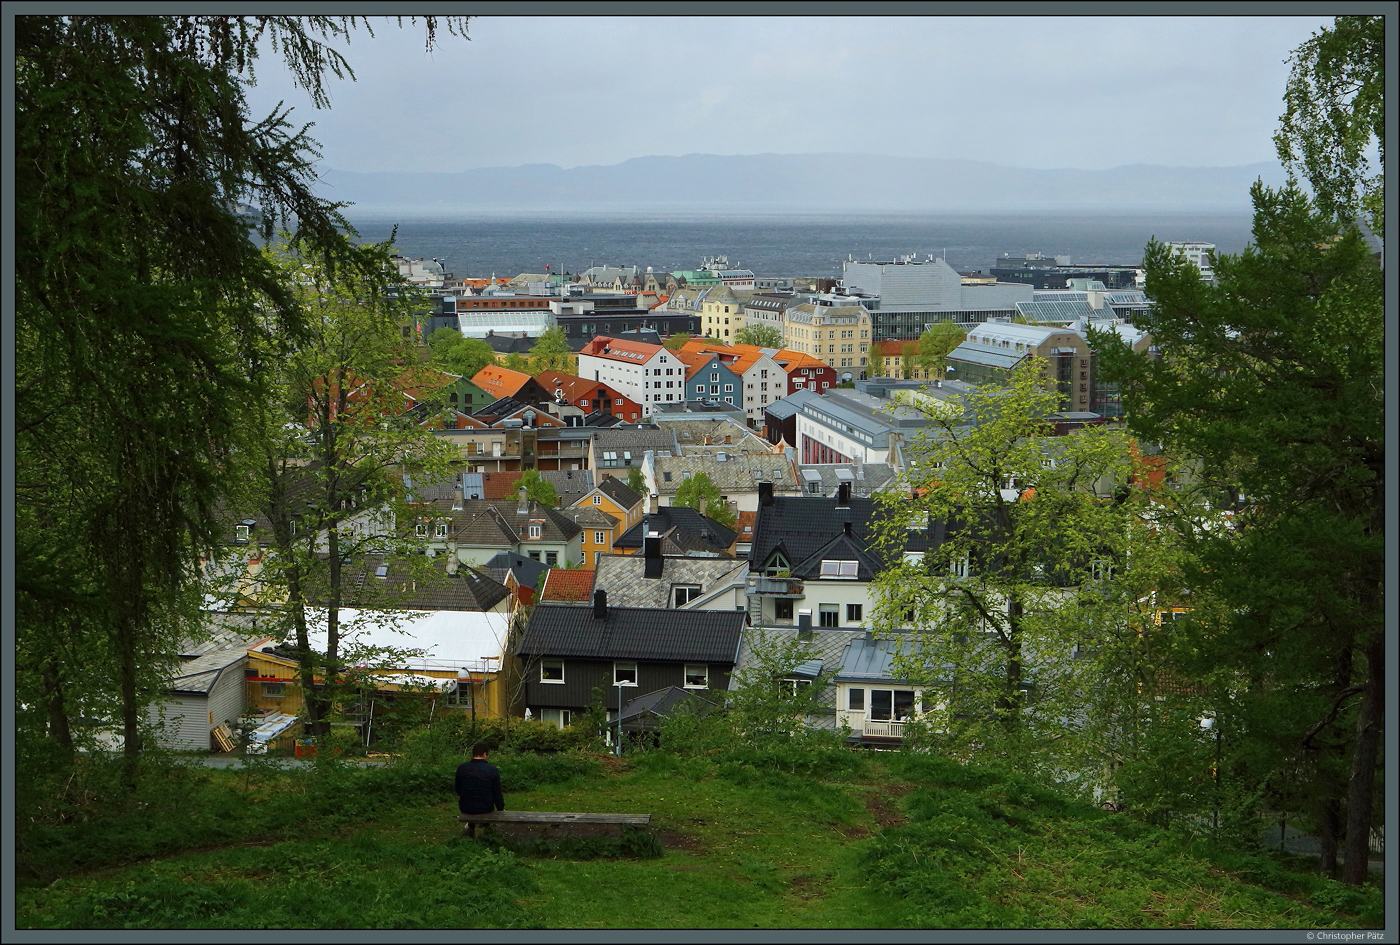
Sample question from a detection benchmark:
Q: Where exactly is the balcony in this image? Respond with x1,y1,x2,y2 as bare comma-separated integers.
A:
752,576,804,597
837,710,908,740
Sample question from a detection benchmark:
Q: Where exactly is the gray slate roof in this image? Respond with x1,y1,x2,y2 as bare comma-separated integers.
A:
596,476,643,509
615,508,736,556
796,463,899,498
653,453,795,495
728,627,865,728
481,551,551,591
618,686,720,728
592,554,749,608
517,604,747,663
337,556,510,612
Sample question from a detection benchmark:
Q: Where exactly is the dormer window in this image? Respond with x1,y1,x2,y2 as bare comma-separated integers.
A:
764,551,790,576
235,525,250,544
819,560,859,579
529,524,542,540
416,522,428,538
435,522,449,539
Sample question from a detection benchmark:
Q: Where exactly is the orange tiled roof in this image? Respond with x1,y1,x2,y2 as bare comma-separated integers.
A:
579,336,666,361
472,365,534,398
540,568,595,602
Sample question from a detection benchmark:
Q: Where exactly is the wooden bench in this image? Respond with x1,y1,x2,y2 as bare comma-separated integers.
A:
460,811,650,838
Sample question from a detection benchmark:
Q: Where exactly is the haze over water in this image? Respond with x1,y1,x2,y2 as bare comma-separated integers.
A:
342,211,1256,281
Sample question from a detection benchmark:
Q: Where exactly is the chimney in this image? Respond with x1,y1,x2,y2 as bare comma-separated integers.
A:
518,486,529,514
698,494,708,517
644,530,663,578
843,520,853,537
649,492,660,515
837,481,851,508
759,481,774,507
594,589,608,619
453,487,464,511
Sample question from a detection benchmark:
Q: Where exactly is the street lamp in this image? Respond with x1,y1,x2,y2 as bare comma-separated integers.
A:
1200,713,1221,831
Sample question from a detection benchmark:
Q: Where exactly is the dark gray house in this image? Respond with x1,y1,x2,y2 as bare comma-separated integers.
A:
515,592,746,728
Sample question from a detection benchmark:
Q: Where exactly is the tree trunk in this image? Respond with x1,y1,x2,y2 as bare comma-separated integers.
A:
1318,795,1341,878
116,613,143,785
42,655,72,750
1341,639,1382,885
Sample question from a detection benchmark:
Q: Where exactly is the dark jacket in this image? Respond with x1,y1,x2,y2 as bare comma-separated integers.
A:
455,758,505,815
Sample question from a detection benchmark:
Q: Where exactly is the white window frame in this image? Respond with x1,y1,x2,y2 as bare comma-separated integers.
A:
614,661,638,687
673,585,702,608
415,523,428,538
540,707,572,729
594,530,605,544
540,659,565,684
684,664,709,689
435,522,448,539
529,524,542,540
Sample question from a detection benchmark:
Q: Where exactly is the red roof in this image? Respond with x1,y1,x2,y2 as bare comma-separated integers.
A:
540,569,595,602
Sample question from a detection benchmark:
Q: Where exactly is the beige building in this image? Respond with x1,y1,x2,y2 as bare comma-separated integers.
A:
783,303,872,373
699,285,745,341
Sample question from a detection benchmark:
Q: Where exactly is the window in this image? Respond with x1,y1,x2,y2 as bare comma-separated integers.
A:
663,471,672,482
847,688,865,711
540,707,572,729
529,524,542,540
262,682,286,698
847,603,863,622
673,585,702,607
819,604,839,627
594,530,605,544
541,660,565,683
711,373,719,382
592,494,602,505
819,560,859,579
950,555,970,578
696,385,704,394
724,384,733,392
870,688,917,722
614,662,638,686
415,523,428,538
235,525,250,543
779,677,812,697
546,551,558,566
775,599,794,620
684,664,708,688
529,551,541,561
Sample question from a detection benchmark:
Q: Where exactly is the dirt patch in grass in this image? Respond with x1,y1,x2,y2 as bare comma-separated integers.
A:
864,783,914,829
657,830,703,852
787,874,830,901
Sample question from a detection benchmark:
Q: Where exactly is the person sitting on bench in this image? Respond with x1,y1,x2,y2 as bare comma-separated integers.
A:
456,742,505,818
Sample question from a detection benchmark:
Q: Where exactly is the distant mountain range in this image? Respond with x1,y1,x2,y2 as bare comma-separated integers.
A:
315,153,1286,214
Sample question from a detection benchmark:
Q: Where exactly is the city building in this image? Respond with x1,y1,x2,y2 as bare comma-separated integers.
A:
782,301,871,375
840,255,1032,342
576,336,687,416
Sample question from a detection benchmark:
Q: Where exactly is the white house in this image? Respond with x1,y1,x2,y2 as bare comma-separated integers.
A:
577,336,686,417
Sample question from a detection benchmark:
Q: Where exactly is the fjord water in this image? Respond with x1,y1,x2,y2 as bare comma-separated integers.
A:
341,211,1256,280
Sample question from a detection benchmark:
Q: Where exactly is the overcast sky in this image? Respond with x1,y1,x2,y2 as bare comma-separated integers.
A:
241,15,1334,174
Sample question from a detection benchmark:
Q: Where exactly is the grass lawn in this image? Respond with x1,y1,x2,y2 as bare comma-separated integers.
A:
14,749,1383,929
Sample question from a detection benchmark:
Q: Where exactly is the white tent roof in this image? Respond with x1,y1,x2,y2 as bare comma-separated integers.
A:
301,608,510,675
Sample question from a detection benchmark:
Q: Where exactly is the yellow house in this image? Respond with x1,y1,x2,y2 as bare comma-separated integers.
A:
782,303,872,372
700,285,745,340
